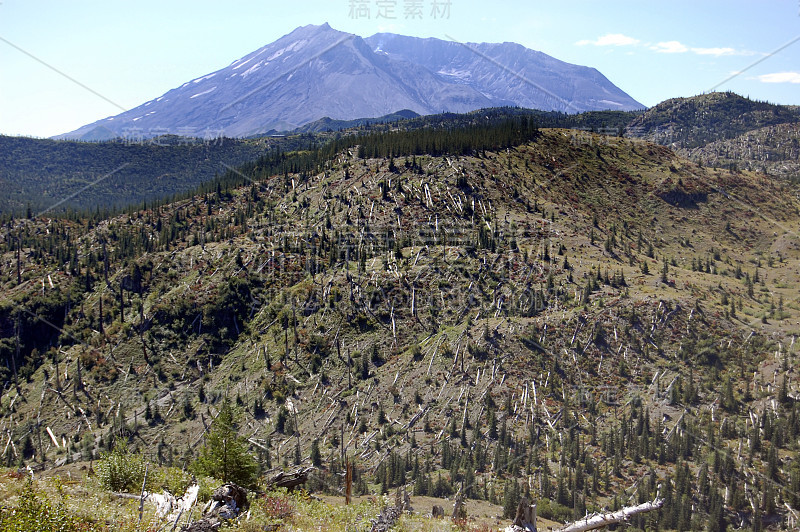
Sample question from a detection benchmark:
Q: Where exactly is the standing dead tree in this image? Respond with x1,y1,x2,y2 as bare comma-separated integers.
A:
512,497,537,531
503,497,537,532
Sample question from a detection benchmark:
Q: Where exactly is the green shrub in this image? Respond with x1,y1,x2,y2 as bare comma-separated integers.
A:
196,475,218,503
155,466,194,495
0,477,100,531
95,441,152,493
536,498,572,522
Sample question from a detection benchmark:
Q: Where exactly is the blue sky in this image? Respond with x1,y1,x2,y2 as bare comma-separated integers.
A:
1,0,799,137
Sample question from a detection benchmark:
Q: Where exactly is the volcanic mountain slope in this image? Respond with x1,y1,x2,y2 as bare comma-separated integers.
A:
626,92,800,180
3,126,800,528
58,23,643,141
366,32,643,113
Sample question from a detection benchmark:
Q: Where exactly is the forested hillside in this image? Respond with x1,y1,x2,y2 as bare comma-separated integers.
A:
0,107,639,219
2,117,800,531
0,135,270,216
626,92,800,180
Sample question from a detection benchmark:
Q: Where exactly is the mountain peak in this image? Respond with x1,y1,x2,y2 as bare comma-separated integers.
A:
56,25,643,140
284,22,343,39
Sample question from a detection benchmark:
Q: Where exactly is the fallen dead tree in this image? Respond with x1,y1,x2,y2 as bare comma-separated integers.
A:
556,497,664,532
182,483,248,532
504,497,663,532
370,488,411,532
265,466,314,491
370,504,402,532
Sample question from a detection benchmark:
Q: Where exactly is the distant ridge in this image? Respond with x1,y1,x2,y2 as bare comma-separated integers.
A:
282,109,421,135
625,92,800,178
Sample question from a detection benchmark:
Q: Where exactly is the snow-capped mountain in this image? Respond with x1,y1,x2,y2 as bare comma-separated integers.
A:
57,24,643,140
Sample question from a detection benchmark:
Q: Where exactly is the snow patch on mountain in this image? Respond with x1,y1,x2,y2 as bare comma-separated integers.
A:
190,87,217,99
267,40,308,61
241,61,264,79
192,73,217,84
232,57,255,71
437,69,471,80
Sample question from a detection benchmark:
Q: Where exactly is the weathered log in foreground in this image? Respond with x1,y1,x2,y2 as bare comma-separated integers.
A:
369,487,412,532
369,504,402,532
266,466,314,491
557,498,664,532
182,483,249,532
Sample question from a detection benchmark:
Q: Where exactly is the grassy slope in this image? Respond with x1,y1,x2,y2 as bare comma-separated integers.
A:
2,129,800,529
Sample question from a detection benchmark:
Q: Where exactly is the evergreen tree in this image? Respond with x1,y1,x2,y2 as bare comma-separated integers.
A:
310,439,322,467
191,400,258,488
502,479,520,519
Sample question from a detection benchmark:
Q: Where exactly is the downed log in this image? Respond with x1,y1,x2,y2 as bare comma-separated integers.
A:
182,482,248,532
370,503,401,532
369,487,409,532
556,498,663,532
212,483,248,514
266,466,314,491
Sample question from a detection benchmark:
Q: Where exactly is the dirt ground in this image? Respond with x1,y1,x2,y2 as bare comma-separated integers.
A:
317,493,563,530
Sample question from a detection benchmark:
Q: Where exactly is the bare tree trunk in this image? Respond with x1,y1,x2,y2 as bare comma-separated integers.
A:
37,421,44,464
555,498,663,532
54,355,60,390
16,240,21,285
509,497,537,531
74,357,83,398
138,463,149,526
103,242,109,286
345,461,352,505
451,487,465,519
292,298,298,365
